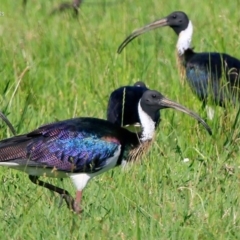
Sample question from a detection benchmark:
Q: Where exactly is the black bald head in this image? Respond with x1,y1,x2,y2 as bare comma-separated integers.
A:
140,90,165,120
133,81,147,88
139,90,212,135
117,11,190,53
165,11,189,35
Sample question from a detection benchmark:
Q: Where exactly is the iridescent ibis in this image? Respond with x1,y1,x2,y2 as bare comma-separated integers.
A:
117,11,240,108
0,90,211,213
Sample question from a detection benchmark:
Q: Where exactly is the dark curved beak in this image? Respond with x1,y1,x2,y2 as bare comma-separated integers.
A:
159,97,212,135
117,17,168,54
0,112,16,135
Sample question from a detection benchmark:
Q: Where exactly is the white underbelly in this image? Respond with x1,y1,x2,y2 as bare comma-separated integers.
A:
1,164,68,178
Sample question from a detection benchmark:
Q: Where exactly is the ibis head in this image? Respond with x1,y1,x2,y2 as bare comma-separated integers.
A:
133,81,147,88
117,11,190,53
140,90,212,135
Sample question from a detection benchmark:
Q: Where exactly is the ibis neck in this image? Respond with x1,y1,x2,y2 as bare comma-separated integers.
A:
138,102,156,142
127,139,153,162
176,21,193,55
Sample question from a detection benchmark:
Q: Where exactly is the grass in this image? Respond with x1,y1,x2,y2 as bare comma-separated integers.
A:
1,0,240,239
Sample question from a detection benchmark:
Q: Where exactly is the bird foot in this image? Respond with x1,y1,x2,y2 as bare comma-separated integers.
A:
59,193,83,214
73,201,83,214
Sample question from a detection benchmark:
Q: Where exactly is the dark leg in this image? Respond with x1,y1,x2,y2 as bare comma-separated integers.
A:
0,111,16,136
29,175,82,213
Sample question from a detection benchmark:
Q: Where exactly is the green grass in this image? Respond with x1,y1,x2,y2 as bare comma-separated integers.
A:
1,0,240,239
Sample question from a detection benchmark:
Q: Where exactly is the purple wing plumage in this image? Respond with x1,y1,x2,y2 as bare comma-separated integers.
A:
0,118,122,173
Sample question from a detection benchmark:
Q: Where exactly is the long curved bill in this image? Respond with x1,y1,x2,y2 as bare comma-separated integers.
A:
159,97,212,135
0,112,16,135
117,18,168,54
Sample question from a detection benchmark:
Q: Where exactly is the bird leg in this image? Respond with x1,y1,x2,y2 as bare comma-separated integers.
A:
73,190,83,213
0,111,16,136
60,190,83,214
28,175,78,213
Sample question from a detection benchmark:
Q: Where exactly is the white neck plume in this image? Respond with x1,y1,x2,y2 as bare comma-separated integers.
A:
138,101,155,141
176,21,193,55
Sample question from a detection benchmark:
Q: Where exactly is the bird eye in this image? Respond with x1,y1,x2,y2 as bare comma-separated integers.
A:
172,14,177,19
152,94,156,98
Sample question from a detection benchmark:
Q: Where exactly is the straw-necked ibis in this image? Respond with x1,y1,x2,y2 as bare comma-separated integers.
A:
133,81,147,88
117,11,240,107
107,81,160,132
23,0,82,16
0,90,211,213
